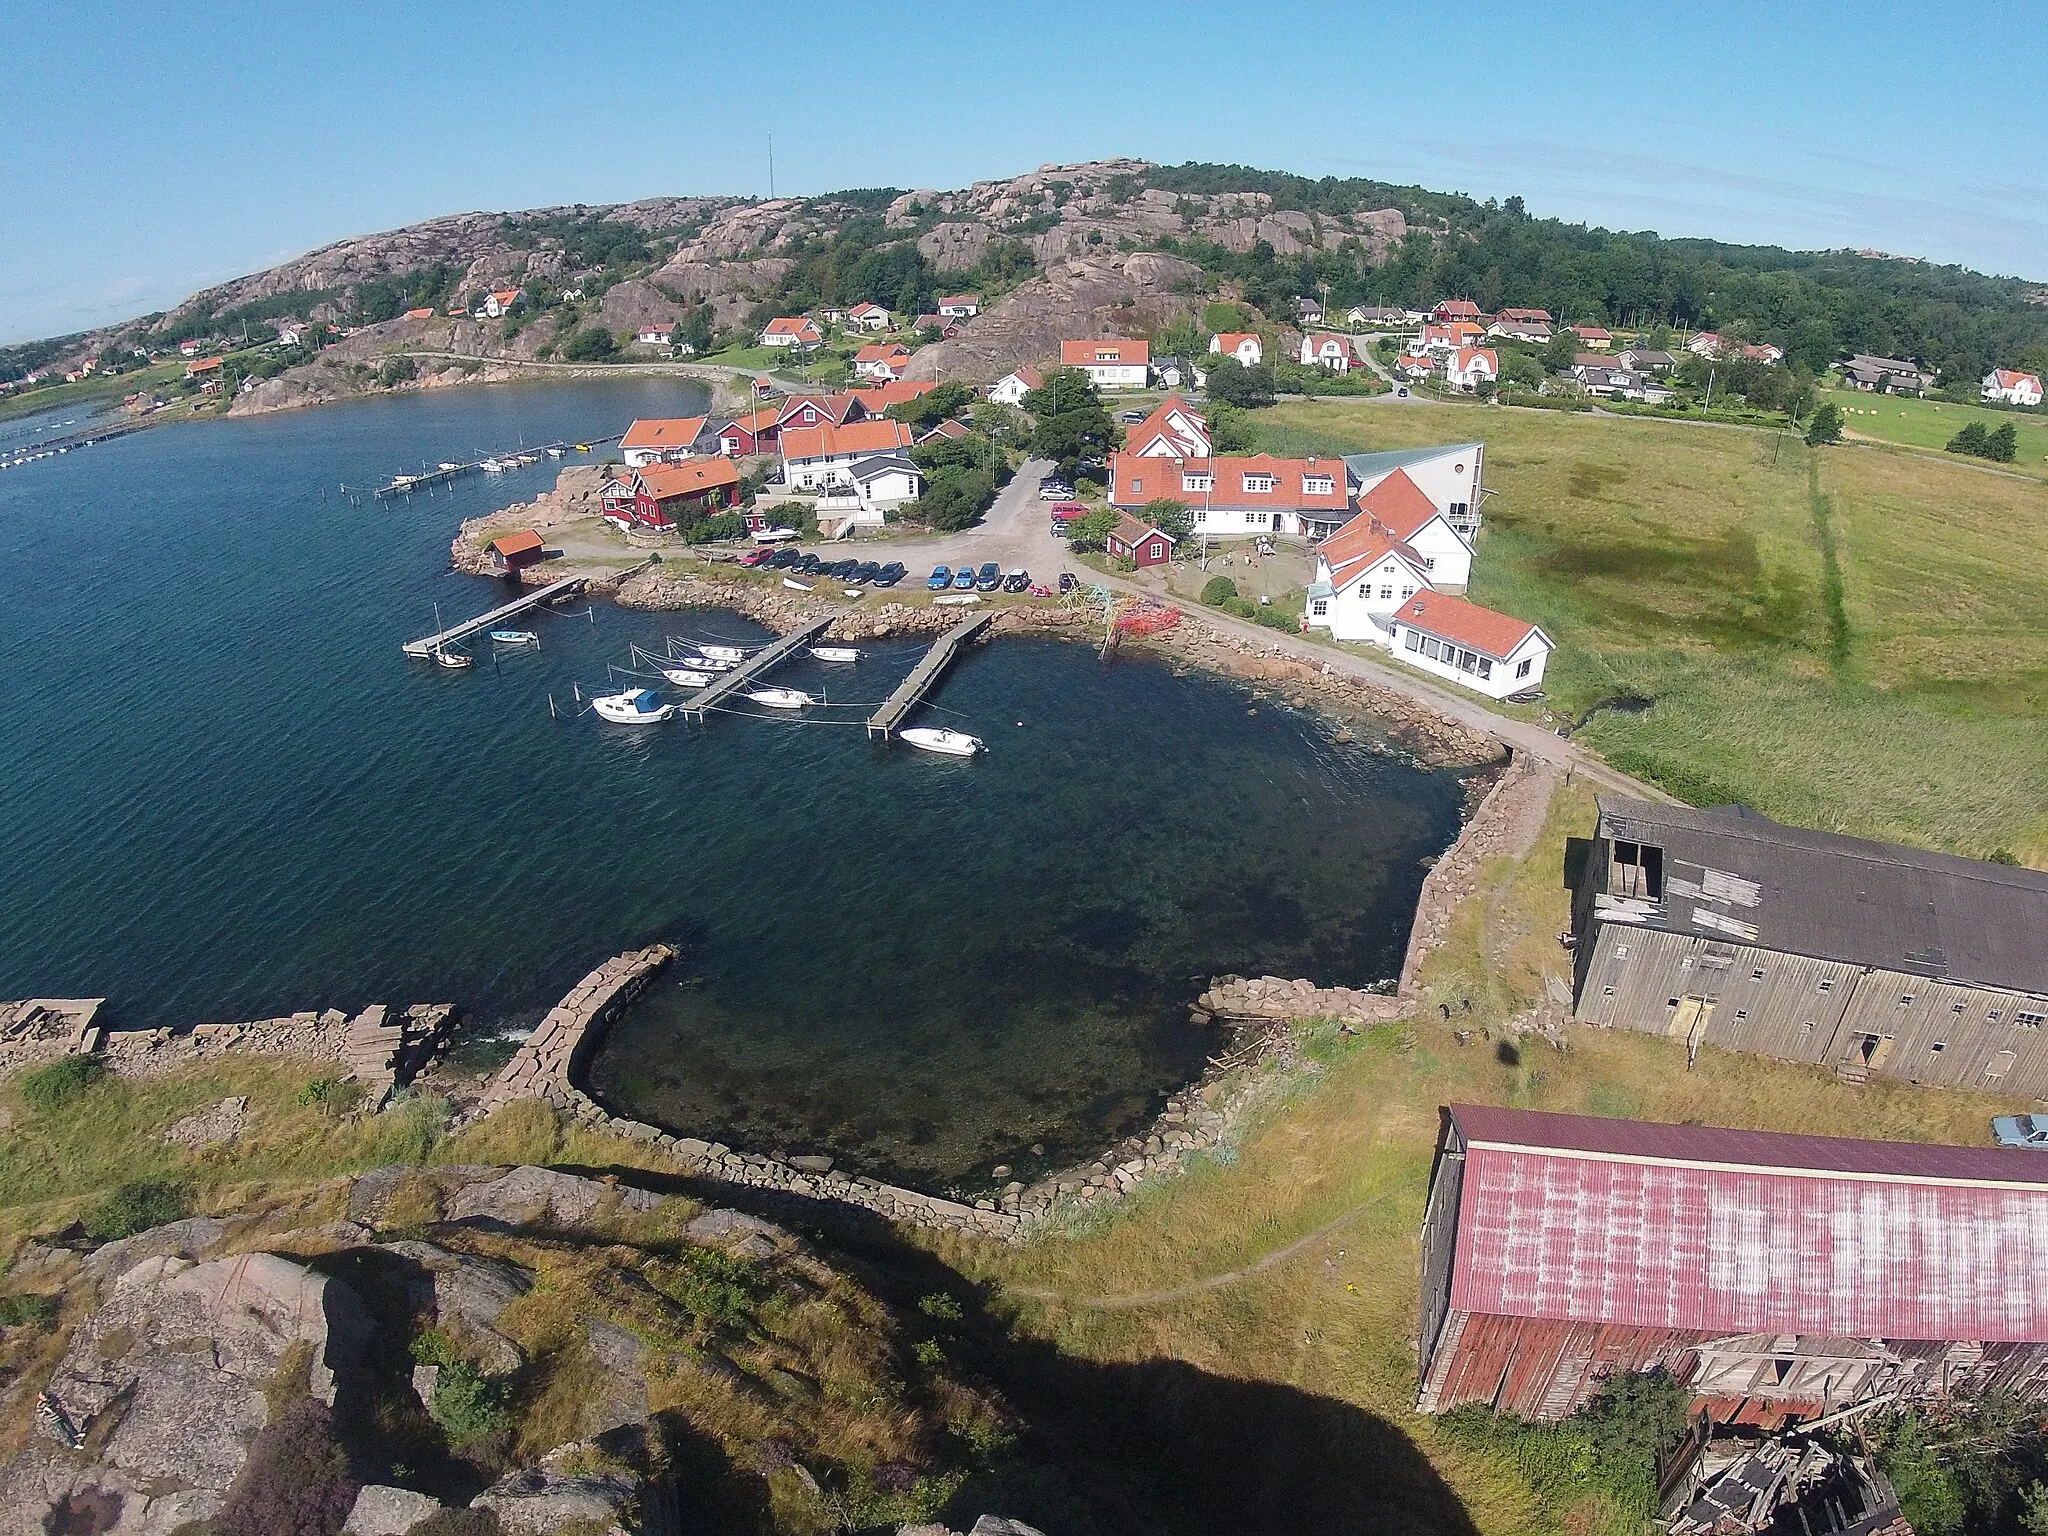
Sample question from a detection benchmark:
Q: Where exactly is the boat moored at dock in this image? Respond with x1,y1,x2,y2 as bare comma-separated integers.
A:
592,688,675,723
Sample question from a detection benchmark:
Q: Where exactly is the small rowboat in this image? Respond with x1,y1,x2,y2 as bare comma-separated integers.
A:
808,646,860,663
489,629,538,646
900,727,983,757
659,667,712,688
699,645,746,662
782,577,813,592
433,647,471,670
933,593,981,607
746,687,813,709
592,687,675,723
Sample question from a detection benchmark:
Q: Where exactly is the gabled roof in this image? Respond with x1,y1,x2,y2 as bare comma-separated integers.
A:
854,343,910,363
1125,396,1210,456
1449,347,1497,371
1497,306,1552,323
1593,795,2048,995
1304,333,1353,354
632,458,740,498
489,289,519,303
1214,332,1260,351
847,452,919,482
1111,511,1175,546
1392,590,1547,661
857,378,940,408
1443,1103,2048,1344
720,406,782,436
763,316,821,339
621,417,708,452
1571,324,1612,339
488,529,545,557
1990,368,2041,389
919,419,970,442
1349,469,1442,540
779,418,915,461
1110,452,1348,511
936,294,975,307
1062,338,1149,366
1323,526,1431,589
999,365,1043,389
776,393,867,428
1434,299,1481,318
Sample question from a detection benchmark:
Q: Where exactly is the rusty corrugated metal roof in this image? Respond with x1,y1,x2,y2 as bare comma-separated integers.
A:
1447,1105,2048,1343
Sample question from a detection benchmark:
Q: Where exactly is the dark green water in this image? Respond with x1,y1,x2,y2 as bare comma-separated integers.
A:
0,380,1466,1189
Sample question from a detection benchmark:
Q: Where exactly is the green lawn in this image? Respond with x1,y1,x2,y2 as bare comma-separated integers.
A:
1259,400,2048,862
1825,384,2048,474
694,344,786,371
0,363,184,423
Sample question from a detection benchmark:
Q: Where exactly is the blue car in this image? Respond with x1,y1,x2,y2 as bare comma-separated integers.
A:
975,561,1001,592
927,565,952,590
951,566,978,590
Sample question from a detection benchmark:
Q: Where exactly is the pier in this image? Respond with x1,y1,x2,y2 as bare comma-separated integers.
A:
374,433,624,498
401,575,587,657
866,612,993,739
681,615,837,719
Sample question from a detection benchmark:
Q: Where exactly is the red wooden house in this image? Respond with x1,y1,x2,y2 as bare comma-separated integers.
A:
615,460,741,530
487,528,545,574
1106,512,1176,568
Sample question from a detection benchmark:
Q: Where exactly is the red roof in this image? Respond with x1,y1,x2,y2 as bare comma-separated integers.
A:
1062,339,1149,366
1450,347,1498,372
1497,307,1552,324
1350,469,1440,540
488,529,544,557
857,378,939,407
1434,300,1481,319
1003,365,1043,390
764,317,821,340
1214,332,1259,351
776,393,867,428
1322,526,1428,587
621,417,707,451
1110,452,1347,512
633,459,740,499
1572,325,1612,340
854,343,909,364
1446,1104,2048,1344
1391,591,1542,660
1110,512,1175,547
779,419,914,461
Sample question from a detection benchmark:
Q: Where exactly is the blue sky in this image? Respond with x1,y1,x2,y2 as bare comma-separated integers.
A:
4,1,2044,344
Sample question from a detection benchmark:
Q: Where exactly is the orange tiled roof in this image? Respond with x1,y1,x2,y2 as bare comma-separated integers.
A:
1062,339,1149,366
621,417,708,451
1394,590,1542,660
778,419,914,460
634,459,740,498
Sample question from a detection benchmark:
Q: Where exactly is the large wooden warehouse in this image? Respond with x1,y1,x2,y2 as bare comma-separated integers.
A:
1416,1105,2048,1422
1569,797,2048,1094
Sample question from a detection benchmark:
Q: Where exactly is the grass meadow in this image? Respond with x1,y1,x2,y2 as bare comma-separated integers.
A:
1822,383,2048,471
1259,399,2048,862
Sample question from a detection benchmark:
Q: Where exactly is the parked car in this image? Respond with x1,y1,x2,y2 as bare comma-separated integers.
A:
1002,568,1030,593
1038,480,1073,500
1993,1114,2048,1149
852,561,880,583
927,565,953,590
1395,385,1410,398
796,553,822,575
951,566,978,590
873,562,906,587
768,548,803,569
1116,409,1146,424
975,561,1001,592
1058,571,1078,594
739,547,774,567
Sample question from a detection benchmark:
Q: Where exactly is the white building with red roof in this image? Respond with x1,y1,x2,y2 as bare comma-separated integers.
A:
1345,443,1485,547
935,295,979,318
846,302,891,332
1208,332,1263,366
1124,396,1211,458
1305,522,1434,640
1443,347,1499,393
778,418,915,490
1983,367,2044,406
1108,452,1351,539
620,416,713,466
1386,589,1552,696
1571,324,1613,350
1060,338,1150,390
988,365,1042,406
762,317,822,348
1298,334,1356,372
1419,1104,2048,1421
852,343,911,380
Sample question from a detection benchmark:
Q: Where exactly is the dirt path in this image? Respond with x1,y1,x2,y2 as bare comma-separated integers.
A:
1004,1190,1398,1311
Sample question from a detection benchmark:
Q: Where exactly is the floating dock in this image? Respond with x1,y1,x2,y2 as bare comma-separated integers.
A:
680,615,837,720
401,576,587,658
867,612,993,739
374,434,624,498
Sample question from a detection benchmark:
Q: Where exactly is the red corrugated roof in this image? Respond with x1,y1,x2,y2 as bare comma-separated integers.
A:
1447,1104,2048,1343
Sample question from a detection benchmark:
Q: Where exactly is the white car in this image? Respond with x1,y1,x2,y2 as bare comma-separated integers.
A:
1037,481,1073,501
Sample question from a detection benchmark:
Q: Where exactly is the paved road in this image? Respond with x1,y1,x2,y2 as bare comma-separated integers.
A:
844,457,1072,582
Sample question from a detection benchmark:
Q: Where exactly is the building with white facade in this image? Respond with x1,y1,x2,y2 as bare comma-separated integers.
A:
1060,339,1150,390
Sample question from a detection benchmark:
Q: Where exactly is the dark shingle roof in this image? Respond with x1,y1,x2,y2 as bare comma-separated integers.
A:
1596,797,2048,994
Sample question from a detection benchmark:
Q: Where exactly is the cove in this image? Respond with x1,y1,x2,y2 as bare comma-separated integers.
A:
0,378,1466,1189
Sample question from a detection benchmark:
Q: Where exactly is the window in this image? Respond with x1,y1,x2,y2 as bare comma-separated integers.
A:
1403,586,1417,599
1244,474,1275,493
1800,1021,1815,1035
1667,997,1681,1008
1477,658,1492,680
1899,994,1915,1006
1818,979,1834,993
1357,584,1370,599
1450,500,1469,515
1602,985,1615,997
1931,1041,1946,1053
1515,658,1533,678
1735,1009,1749,1021
1310,599,1328,617
1952,1001,1967,1014
1379,585,1394,599
1129,478,1143,495
1404,630,1423,652
2019,1011,2046,1030
1193,509,1206,524
1424,557,1437,570
1303,476,1334,495
1989,1011,2002,1023
1751,966,1767,980
1615,944,1630,958
1182,474,1212,492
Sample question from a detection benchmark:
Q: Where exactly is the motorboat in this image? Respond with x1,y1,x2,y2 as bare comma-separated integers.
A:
746,688,813,709
432,647,471,669
782,577,813,592
754,526,798,543
808,646,860,663
592,687,675,723
489,629,538,646
659,667,712,688
676,656,729,671
933,593,981,607
480,458,506,473
700,645,746,662
900,727,983,757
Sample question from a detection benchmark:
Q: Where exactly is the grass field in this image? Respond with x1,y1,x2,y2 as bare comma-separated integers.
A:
0,363,185,423
1258,400,2048,862
954,782,2030,1536
1824,383,2048,472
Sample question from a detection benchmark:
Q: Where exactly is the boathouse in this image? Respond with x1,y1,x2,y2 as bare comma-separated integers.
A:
1417,1104,2048,1423
487,529,545,575
1570,797,2048,1095
1105,513,1175,568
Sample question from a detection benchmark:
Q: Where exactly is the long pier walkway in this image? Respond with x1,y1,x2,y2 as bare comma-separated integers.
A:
867,612,993,739
401,576,587,657
682,615,836,720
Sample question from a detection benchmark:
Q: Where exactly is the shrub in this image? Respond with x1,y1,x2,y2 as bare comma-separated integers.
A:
86,1178,188,1241
917,1292,963,1321
1254,606,1296,632
687,511,748,543
663,1246,768,1329
430,1359,512,1444
0,1293,59,1330
557,326,618,362
19,1054,106,1112
294,1076,365,1119
212,1397,359,1536
1200,576,1239,605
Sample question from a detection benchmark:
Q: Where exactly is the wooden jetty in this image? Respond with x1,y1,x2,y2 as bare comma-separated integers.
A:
867,612,993,740
401,576,587,658
681,615,837,720
374,433,624,498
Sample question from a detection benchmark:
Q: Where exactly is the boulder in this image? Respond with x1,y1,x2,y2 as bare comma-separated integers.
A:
471,1439,645,1535
447,1164,661,1229
343,1483,447,1534
81,1215,228,1290
380,1239,533,1372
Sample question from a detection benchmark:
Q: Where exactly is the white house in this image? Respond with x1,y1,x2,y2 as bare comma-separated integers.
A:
1060,339,1150,390
847,302,891,332
1412,323,1482,359
1305,522,1435,642
633,324,672,346
988,365,1042,406
936,295,979,318
1109,452,1353,540
1443,347,1499,393
816,452,924,527
853,344,911,381
1125,396,1211,458
1686,331,1723,359
1572,364,1672,404
762,317,822,348
1210,332,1262,366
620,416,711,467
1386,590,1554,699
1343,444,1486,565
778,419,915,490
476,289,520,320
1349,305,1423,328
1983,368,2044,407
1299,334,1355,372
277,324,304,347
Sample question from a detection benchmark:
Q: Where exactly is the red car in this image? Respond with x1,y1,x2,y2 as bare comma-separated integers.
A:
739,546,774,567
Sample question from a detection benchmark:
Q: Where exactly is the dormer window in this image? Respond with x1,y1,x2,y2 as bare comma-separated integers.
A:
1303,475,1333,495
1244,474,1275,493
1182,474,1212,492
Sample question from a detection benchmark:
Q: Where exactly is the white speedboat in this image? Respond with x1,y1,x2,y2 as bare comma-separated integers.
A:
746,688,812,709
659,667,712,688
489,629,537,646
699,644,746,662
480,458,506,473
808,646,860,663
676,656,729,671
592,687,675,723
754,527,798,543
782,577,812,592
433,647,471,670
901,727,983,756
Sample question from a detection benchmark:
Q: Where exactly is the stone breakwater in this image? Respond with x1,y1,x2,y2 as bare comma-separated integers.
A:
1197,976,1407,1026
469,946,1022,1240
